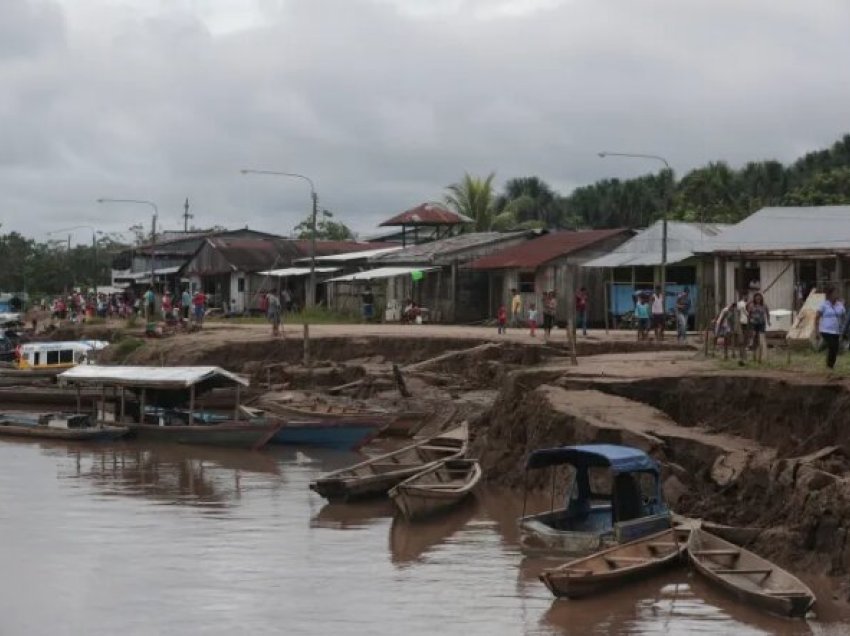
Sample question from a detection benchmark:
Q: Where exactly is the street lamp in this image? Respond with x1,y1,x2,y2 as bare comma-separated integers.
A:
97,198,159,287
598,151,673,300
47,225,101,296
241,169,319,308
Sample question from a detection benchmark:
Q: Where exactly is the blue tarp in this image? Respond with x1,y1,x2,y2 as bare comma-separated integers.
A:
525,444,659,474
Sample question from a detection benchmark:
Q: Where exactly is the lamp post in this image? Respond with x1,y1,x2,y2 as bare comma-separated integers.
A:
97,198,159,287
47,225,100,296
241,169,319,308
598,151,673,300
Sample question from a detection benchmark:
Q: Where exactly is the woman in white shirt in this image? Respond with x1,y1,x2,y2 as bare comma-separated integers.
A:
815,286,846,370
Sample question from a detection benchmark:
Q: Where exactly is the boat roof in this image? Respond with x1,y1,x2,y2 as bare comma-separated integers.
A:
525,444,658,474
21,340,110,351
58,365,249,389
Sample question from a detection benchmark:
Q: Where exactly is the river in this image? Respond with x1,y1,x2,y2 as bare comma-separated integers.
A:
0,439,847,636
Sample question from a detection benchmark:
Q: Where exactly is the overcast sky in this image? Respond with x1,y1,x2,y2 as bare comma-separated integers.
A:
2,0,849,244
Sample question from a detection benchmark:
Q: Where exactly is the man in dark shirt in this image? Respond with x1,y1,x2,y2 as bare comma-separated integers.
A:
362,286,374,322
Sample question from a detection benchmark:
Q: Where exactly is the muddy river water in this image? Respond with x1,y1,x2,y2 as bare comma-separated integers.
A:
0,439,848,636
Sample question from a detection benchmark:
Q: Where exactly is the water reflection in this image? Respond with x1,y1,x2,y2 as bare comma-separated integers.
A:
312,499,395,530
389,498,478,565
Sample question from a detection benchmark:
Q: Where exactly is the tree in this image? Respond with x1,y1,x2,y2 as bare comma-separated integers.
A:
294,217,355,241
445,172,496,231
495,177,559,226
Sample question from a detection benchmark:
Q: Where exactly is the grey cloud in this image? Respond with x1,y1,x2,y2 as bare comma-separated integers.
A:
2,0,850,242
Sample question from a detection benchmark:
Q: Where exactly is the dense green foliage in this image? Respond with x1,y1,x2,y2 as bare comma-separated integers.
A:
445,172,496,231
294,217,355,241
452,133,850,231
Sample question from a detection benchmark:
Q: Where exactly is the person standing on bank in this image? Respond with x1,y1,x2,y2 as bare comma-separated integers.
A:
650,286,665,342
815,286,846,370
735,290,750,363
543,291,556,339
748,292,770,363
510,288,523,328
267,291,282,337
361,286,374,322
675,288,691,343
575,287,589,336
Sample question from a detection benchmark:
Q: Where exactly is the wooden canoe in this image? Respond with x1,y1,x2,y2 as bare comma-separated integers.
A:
127,421,281,450
687,528,815,618
389,458,481,520
0,421,128,441
309,423,468,502
539,527,688,599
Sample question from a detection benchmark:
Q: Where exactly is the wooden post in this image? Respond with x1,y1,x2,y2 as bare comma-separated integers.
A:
567,319,578,366
139,388,146,425
392,363,412,398
714,255,722,314
303,323,310,366
188,385,195,427
100,385,106,423
120,387,126,424
76,385,82,414
234,384,240,422
604,269,610,333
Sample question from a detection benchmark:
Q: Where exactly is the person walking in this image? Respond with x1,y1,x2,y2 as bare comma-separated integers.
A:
181,288,191,323
510,288,523,328
650,286,665,342
192,290,206,328
543,291,556,339
496,304,507,335
735,290,750,363
675,288,691,343
361,286,374,322
714,302,736,359
528,303,538,338
575,287,589,336
143,286,156,322
267,291,282,337
748,292,770,363
815,286,845,370
635,293,650,341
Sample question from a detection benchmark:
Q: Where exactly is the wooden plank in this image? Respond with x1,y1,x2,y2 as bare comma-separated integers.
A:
605,556,654,564
692,549,741,556
648,542,677,548
714,568,771,575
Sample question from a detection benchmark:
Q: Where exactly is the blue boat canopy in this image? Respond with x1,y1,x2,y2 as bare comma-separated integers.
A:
525,444,658,474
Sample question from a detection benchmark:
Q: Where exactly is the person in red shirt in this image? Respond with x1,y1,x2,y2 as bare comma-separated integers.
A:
161,291,173,322
497,304,507,335
575,287,589,336
192,291,206,327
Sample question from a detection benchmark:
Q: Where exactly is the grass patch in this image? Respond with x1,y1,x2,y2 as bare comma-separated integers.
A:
111,336,145,362
713,345,850,375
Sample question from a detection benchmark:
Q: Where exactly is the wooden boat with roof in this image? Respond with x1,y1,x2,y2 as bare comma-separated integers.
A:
58,365,280,450
309,423,468,502
389,458,481,520
0,411,128,441
518,444,671,555
539,526,689,599
687,527,815,618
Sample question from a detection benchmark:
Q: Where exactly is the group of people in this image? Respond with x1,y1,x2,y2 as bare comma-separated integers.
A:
633,287,692,343
713,290,772,363
496,287,589,339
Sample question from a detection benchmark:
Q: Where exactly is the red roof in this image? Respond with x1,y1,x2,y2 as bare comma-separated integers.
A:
380,203,473,227
466,229,630,270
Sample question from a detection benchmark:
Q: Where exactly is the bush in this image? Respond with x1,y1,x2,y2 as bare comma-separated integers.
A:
112,337,144,362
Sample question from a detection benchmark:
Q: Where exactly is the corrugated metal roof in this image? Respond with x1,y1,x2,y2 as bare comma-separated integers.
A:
205,238,385,272
325,266,439,283
466,229,630,270
583,221,728,268
371,231,529,265
259,267,340,277
59,365,249,388
694,206,850,254
379,203,473,227
298,246,403,262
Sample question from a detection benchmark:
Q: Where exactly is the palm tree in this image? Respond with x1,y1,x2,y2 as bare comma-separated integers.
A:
445,172,496,231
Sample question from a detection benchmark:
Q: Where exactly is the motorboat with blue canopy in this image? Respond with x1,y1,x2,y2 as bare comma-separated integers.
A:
518,444,671,555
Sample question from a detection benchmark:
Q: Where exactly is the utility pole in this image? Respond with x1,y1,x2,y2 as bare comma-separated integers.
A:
183,197,193,232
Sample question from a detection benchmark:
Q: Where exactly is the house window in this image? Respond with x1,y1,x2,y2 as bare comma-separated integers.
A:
237,277,245,293
518,272,536,294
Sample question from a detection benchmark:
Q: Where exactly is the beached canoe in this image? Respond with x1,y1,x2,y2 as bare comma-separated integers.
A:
539,527,689,599
0,412,128,441
687,528,815,618
127,421,280,450
309,423,468,502
272,419,384,450
389,458,481,520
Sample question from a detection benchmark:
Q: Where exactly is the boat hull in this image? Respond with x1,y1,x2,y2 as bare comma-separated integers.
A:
539,528,688,599
389,459,481,520
271,421,383,450
0,424,128,441
687,528,815,618
128,422,279,450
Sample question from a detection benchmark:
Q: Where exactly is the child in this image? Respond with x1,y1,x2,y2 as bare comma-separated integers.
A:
528,303,538,337
497,304,507,334
635,294,650,341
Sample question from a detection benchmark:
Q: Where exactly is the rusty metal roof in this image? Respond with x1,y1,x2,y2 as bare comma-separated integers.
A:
379,203,473,227
466,229,631,270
